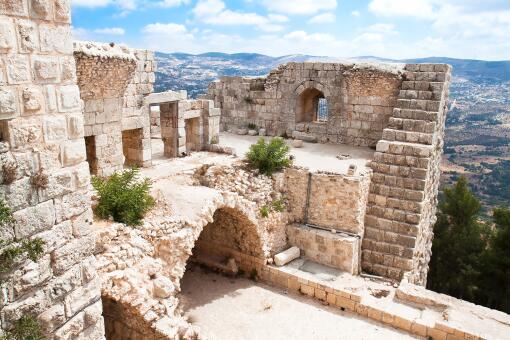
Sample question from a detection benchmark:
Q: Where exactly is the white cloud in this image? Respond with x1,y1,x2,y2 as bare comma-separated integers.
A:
262,0,337,15
308,12,335,24
193,0,286,32
142,23,191,35
156,0,190,7
93,27,125,35
72,0,110,7
283,31,336,43
368,0,435,19
351,11,360,17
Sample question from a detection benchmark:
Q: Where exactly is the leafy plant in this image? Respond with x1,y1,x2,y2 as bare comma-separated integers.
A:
0,199,45,275
246,138,292,176
271,198,285,213
2,315,45,340
260,205,270,218
91,168,155,226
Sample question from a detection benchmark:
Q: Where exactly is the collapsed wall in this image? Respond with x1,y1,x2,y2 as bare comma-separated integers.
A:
74,41,155,176
0,1,103,338
206,62,403,147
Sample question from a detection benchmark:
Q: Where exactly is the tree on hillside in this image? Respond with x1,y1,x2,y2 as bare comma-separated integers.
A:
427,177,490,301
479,207,510,313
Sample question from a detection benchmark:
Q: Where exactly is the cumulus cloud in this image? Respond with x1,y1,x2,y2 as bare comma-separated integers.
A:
93,27,125,35
72,0,111,7
308,12,335,24
262,0,337,15
156,0,190,7
368,0,435,19
193,0,286,32
351,11,360,17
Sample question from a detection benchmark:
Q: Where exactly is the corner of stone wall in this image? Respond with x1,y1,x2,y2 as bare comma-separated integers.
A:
0,1,104,338
361,63,452,284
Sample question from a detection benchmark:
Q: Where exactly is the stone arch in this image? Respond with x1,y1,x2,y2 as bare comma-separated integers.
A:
294,80,330,123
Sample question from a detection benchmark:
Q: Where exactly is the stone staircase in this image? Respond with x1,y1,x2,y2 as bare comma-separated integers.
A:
361,64,452,283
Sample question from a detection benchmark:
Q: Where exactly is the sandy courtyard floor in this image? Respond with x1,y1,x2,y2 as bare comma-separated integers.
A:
180,266,422,340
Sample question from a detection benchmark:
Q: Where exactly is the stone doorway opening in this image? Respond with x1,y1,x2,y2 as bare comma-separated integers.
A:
84,135,98,175
122,128,145,167
297,88,326,123
185,117,201,153
159,102,179,158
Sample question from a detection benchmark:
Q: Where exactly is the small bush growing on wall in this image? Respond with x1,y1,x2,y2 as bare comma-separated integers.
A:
91,168,155,226
246,138,292,176
0,199,45,275
2,315,45,340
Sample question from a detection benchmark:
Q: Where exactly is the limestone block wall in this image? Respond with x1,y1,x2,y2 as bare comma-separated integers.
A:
74,42,154,176
0,1,103,339
148,92,221,157
361,64,452,284
283,167,370,235
287,224,360,274
206,62,403,147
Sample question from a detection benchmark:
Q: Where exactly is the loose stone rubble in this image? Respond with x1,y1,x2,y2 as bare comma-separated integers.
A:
1,1,510,340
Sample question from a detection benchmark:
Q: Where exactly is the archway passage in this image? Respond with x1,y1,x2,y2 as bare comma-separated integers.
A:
297,88,326,123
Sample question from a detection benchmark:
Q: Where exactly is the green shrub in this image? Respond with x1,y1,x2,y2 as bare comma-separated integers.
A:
271,198,285,212
246,123,258,130
260,205,270,218
91,168,155,226
3,315,45,340
0,199,45,275
246,137,292,176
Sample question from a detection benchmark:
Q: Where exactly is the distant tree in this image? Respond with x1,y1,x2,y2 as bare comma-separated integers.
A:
427,176,490,301
479,207,510,313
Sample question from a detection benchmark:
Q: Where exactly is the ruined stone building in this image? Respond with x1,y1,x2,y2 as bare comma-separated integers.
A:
1,1,510,340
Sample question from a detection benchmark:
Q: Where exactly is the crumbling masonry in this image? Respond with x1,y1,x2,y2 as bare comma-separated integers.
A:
1,1,510,339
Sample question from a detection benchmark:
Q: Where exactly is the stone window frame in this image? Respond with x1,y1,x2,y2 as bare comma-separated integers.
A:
293,80,331,124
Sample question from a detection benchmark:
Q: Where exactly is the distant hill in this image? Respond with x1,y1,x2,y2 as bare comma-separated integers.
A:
154,52,510,97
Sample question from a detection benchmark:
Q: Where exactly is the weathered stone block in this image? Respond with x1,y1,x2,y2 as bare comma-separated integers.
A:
60,139,86,166
6,55,30,84
57,85,81,112
54,0,71,22
22,86,45,114
30,0,52,19
33,55,60,83
39,24,73,54
0,18,16,52
0,86,18,119
13,199,55,238
63,277,101,318
16,19,39,53
43,115,67,142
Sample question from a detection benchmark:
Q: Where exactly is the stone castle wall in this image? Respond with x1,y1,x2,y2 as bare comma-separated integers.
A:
206,62,403,147
361,64,452,284
0,1,103,338
74,42,155,176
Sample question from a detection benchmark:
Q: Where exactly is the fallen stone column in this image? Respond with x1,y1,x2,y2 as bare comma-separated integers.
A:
274,246,301,266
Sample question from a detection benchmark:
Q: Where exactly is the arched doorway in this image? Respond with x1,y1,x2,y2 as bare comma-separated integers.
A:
296,88,329,123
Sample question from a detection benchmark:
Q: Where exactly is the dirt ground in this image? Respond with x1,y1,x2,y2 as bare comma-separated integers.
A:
179,265,422,340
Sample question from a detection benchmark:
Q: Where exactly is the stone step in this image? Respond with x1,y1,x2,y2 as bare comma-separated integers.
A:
398,90,442,101
366,204,422,225
364,226,418,250
396,99,441,112
365,214,420,237
372,152,430,171
388,117,436,134
401,81,445,93
382,129,433,145
371,172,427,192
404,63,451,73
392,108,438,122
370,159,429,180
376,140,433,157
361,247,414,270
367,194,424,214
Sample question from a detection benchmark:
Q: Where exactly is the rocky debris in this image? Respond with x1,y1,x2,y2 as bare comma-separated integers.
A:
292,131,317,143
248,129,258,136
259,128,267,136
336,154,351,160
237,128,248,135
291,140,303,148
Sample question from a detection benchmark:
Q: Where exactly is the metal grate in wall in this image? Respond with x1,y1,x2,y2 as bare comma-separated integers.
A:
317,98,329,122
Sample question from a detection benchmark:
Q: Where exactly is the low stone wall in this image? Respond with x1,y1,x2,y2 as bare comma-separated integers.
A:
287,224,360,274
206,62,403,147
283,167,371,235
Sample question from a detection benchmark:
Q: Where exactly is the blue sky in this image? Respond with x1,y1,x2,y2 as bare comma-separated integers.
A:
72,0,510,60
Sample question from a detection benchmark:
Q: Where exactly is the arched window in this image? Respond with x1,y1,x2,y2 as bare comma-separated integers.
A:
297,88,329,123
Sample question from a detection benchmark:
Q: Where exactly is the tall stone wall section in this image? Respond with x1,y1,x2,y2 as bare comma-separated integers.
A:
361,64,452,284
0,1,104,339
74,42,155,176
206,62,402,147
